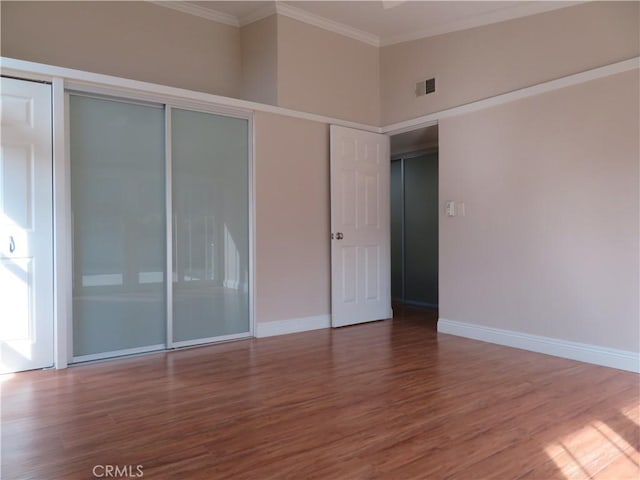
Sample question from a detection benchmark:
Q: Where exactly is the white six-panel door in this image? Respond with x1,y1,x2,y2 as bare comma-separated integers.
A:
330,125,391,327
0,77,54,373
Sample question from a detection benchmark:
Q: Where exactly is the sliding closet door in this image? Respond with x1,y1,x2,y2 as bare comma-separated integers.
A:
390,160,403,301
70,95,166,359
171,108,249,346
404,153,438,305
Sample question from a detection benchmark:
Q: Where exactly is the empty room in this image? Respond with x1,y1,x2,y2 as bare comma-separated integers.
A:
1,1,638,479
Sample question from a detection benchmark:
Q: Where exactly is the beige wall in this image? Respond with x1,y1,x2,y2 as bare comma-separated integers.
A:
240,15,278,105
254,112,331,323
277,16,381,126
381,1,640,124
439,70,640,352
1,1,242,98
3,0,638,353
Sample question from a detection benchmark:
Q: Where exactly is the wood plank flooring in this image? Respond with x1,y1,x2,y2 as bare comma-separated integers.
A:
2,307,638,479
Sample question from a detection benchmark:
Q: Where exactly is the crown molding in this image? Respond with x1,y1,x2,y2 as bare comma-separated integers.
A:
150,1,239,27
274,3,380,47
380,1,582,47
150,1,380,47
238,3,278,27
151,1,583,48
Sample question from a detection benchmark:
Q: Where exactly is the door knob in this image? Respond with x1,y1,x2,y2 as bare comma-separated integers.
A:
336,232,344,240
9,236,15,253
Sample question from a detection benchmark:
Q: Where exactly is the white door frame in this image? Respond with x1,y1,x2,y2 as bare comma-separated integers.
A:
52,77,71,369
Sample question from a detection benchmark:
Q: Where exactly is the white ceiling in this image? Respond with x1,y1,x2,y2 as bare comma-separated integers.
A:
174,1,581,46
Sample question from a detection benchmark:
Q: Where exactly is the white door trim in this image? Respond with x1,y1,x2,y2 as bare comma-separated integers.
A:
52,77,70,369
164,106,175,349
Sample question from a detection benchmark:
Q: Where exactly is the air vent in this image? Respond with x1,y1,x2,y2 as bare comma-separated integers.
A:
415,77,436,97
425,77,435,94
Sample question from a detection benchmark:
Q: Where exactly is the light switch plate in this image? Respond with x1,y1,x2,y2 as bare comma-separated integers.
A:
445,201,456,217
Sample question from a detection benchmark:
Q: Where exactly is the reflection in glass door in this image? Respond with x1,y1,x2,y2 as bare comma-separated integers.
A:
170,108,250,346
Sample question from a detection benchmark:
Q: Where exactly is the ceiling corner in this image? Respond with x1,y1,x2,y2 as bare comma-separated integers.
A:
238,3,279,28
275,3,381,47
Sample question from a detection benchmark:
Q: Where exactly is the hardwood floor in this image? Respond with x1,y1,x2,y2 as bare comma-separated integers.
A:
2,307,638,479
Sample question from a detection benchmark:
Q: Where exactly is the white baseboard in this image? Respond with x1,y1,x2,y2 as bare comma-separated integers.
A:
437,318,639,373
255,314,331,338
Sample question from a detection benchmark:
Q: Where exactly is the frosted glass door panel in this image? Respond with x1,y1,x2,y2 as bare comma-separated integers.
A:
171,109,249,343
70,95,166,357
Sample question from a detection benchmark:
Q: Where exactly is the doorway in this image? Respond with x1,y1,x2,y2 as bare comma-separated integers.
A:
390,125,439,309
